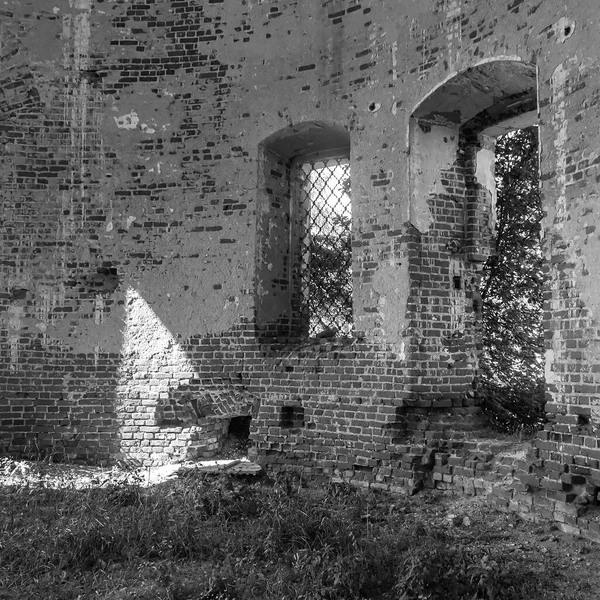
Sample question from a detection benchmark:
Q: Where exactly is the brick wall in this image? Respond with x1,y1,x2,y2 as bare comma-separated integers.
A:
2,0,600,530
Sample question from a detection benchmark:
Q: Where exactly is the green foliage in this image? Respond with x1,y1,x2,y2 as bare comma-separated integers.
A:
479,127,547,432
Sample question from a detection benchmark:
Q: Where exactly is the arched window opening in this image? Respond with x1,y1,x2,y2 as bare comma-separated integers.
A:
256,122,351,340
479,125,546,432
295,156,352,337
408,60,545,431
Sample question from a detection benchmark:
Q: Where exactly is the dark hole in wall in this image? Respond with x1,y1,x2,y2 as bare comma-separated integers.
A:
79,266,120,293
220,416,252,458
228,416,251,438
354,464,372,472
280,406,305,429
10,288,29,301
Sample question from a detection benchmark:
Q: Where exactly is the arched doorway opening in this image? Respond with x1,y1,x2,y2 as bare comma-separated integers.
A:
408,59,544,432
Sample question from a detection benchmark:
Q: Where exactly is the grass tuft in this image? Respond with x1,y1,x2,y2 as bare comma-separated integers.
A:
0,465,577,599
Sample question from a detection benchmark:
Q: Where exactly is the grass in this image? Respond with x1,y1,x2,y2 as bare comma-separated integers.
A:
0,460,598,600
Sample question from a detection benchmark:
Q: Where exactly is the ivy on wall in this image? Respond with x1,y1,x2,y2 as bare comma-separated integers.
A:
479,126,547,432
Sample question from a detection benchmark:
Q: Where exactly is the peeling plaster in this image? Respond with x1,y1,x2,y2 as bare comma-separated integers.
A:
50,307,125,354
559,195,600,321
103,84,177,138
21,16,63,64
585,340,600,368
135,256,253,337
371,261,410,345
475,135,497,229
554,17,576,43
113,111,140,130
546,59,600,321
409,122,458,232
544,348,556,384
550,60,571,225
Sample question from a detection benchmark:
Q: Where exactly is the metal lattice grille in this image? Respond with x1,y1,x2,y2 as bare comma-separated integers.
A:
298,157,352,337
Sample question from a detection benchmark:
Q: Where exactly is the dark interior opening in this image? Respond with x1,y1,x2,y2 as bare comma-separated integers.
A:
218,416,252,459
228,416,251,438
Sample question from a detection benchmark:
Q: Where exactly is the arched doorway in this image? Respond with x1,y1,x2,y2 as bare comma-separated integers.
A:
407,59,542,429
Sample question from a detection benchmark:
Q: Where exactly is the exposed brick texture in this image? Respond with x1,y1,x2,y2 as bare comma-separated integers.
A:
2,0,600,533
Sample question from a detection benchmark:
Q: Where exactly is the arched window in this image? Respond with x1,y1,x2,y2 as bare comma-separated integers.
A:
409,59,537,258
256,122,351,339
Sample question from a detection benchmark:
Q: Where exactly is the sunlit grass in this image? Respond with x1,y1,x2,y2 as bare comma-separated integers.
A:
0,458,583,600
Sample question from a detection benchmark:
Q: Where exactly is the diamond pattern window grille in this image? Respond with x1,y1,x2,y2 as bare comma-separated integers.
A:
297,157,352,337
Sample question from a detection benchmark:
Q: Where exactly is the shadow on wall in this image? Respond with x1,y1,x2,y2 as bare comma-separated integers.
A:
116,287,256,465
1,270,126,464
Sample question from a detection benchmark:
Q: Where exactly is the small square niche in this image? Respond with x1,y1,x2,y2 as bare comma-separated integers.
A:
279,406,305,429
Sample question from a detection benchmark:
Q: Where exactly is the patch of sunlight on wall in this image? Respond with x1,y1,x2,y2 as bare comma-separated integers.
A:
117,287,199,427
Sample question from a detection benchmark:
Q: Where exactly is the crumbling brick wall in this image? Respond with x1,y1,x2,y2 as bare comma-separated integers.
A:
1,0,600,534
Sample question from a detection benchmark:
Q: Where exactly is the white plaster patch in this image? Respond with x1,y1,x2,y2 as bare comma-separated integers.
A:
397,340,406,361
555,17,575,43
591,396,600,426
391,41,398,81
113,110,140,130
475,137,497,228
371,262,410,344
126,216,137,229
409,122,458,232
544,349,556,384
550,61,571,227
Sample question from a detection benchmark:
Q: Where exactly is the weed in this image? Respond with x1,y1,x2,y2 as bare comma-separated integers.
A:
0,466,576,600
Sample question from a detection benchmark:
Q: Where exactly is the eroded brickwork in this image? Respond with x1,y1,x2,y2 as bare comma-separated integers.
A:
2,0,600,534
